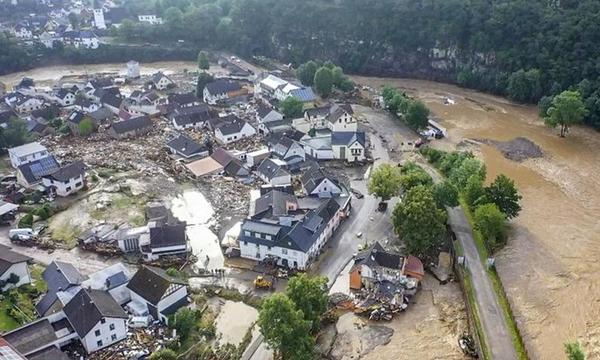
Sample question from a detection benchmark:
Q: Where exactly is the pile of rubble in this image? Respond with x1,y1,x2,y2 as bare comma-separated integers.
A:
86,324,176,360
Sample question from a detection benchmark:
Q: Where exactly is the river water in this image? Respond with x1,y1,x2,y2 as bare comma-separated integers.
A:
353,76,600,359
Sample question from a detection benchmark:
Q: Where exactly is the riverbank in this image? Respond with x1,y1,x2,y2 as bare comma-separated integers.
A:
351,75,600,359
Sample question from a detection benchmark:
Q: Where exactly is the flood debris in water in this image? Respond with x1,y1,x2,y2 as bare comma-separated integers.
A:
478,137,543,162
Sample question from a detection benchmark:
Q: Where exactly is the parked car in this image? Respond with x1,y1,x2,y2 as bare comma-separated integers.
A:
9,228,34,241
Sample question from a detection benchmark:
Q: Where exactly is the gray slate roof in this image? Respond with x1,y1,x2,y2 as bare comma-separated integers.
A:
256,158,289,181
0,244,32,276
127,265,186,305
43,161,85,182
63,288,127,337
111,115,152,134
205,80,241,95
331,131,365,147
166,134,208,157
149,222,187,249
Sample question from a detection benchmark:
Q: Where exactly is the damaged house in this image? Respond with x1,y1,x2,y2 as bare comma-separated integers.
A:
127,265,188,324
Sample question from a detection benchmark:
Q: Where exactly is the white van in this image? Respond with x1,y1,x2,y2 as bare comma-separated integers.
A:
9,228,33,241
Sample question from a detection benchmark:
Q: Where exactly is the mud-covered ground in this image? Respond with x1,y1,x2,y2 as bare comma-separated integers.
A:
352,75,600,359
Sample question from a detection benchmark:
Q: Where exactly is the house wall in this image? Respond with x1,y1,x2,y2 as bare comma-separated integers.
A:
17,99,42,113
9,149,48,168
155,78,172,90
0,262,31,290
144,244,188,261
284,143,306,161
81,317,127,353
292,118,311,133
308,178,341,196
203,88,228,105
157,285,187,321
42,174,85,197
304,146,334,160
329,113,357,132
215,123,256,144
332,141,365,162
239,241,309,269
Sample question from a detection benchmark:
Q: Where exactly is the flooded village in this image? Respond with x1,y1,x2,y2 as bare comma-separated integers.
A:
0,57,471,360
0,51,598,359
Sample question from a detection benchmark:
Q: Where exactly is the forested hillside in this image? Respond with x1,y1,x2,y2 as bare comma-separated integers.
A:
3,0,600,128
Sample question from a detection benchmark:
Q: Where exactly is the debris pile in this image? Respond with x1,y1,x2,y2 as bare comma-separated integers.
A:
86,324,176,360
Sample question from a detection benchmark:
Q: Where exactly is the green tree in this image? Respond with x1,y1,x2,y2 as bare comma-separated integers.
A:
381,86,397,105
149,348,177,360
2,118,32,148
485,174,522,219
392,185,446,259
507,68,542,103
314,67,333,97
18,213,33,229
78,117,94,136
197,51,209,71
544,90,588,137
331,66,344,87
464,175,486,208
279,96,304,118
196,72,214,97
564,342,586,360
285,274,327,332
296,60,318,86
399,162,433,191
405,100,430,130
68,12,80,30
258,293,314,360
474,203,506,252
368,163,402,201
450,157,486,190
170,308,198,341
433,180,459,208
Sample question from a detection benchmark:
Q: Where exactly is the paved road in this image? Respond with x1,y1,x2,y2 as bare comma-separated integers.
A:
447,207,517,360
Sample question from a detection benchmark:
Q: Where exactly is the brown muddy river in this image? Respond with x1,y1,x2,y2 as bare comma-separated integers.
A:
354,76,600,359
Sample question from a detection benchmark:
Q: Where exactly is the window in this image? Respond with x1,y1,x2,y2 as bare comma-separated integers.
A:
255,233,261,238
265,235,272,240
111,334,117,341
244,231,250,237
75,181,82,187
97,340,103,347
244,241,248,245
66,186,71,192
95,329,101,336
282,249,288,255
109,323,115,331
268,246,271,250
100,319,106,324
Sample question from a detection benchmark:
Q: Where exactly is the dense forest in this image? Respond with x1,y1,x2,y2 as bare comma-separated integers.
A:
3,0,600,128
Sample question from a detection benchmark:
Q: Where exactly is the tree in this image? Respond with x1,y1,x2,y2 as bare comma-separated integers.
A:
68,12,79,30
564,342,586,360
399,162,432,191
485,174,522,219
197,51,209,71
507,68,542,103
279,96,304,119
195,72,214,97
149,348,177,360
433,181,459,208
450,157,486,190
405,100,430,130
464,175,486,208
285,274,328,332
331,66,344,87
1,118,32,148
473,203,506,252
392,185,446,259
368,163,402,201
170,308,198,341
314,67,333,97
258,293,314,360
544,90,587,137
18,214,33,229
296,60,318,86
78,117,94,136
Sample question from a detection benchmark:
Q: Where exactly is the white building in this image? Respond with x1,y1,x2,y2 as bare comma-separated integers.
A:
127,265,188,324
63,288,128,353
0,244,32,291
256,158,291,187
239,197,342,270
41,161,86,197
301,164,342,196
151,72,173,90
13,24,32,39
256,74,288,99
8,142,49,168
331,132,366,162
126,60,140,78
213,116,256,144
202,80,243,105
138,15,162,24
93,9,106,29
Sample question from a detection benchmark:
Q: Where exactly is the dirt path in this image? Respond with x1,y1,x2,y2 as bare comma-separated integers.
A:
352,75,600,359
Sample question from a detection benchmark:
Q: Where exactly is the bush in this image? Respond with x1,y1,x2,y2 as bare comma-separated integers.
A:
18,213,33,228
474,203,507,252
149,348,177,360
34,204,52,220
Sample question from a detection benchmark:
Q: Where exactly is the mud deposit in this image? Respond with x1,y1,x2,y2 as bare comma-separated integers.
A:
478,137,544,162
353,75,600,359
